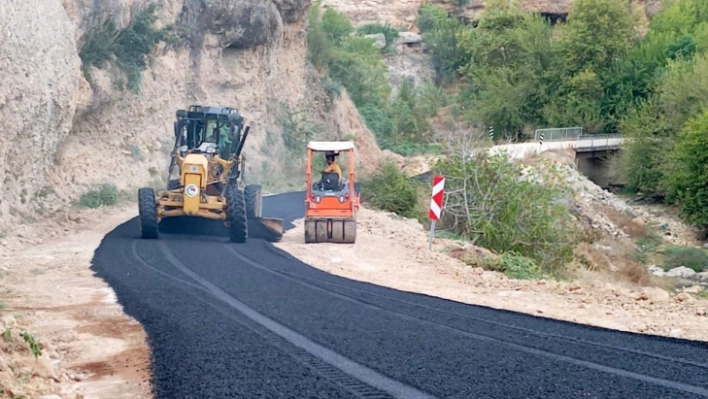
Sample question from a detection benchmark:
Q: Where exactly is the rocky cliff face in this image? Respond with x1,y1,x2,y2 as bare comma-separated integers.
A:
0,0,388,227
0,0,84,222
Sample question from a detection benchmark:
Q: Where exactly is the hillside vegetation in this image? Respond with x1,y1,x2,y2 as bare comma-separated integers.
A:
305,0,708,281
417,0,708,234
313,0,708,233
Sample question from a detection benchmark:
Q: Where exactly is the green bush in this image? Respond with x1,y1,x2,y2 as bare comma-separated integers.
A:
361,161,419,218
483,253,543,280
79,3,177,92
433,151,578,275
78,183,122,208
663,245,708,272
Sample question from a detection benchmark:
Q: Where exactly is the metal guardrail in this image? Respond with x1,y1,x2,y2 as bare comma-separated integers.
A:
575,133,624,149
534,127,583,141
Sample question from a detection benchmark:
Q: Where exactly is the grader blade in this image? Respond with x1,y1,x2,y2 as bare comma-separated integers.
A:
247,217,284,242
158,216,228,237
304,218,356,244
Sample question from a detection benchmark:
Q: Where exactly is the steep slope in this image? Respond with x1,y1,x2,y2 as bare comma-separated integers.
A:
0,0,84,224
0,0,389,232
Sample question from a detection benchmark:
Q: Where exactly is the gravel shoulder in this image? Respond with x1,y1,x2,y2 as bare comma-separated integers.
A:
275,207,708,342
0,205,152,399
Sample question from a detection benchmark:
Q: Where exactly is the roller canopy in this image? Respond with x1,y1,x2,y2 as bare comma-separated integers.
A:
307,141,355,152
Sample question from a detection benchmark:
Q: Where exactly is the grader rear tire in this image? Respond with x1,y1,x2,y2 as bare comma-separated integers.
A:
138,187,159,239
226,185,248,243
244,184,263,218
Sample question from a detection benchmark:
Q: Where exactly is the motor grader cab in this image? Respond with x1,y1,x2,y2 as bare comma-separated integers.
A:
137,105,284,243
304,141,359,244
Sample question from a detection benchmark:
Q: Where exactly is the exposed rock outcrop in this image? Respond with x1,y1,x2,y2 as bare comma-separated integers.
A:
0,0,83,220
0,0,391,228
181,0,286,49
273,0,312,23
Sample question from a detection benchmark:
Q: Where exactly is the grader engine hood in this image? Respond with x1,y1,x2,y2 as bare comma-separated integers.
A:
181,154,209,215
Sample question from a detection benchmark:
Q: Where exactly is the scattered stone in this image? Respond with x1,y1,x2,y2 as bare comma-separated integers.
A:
40,395,63,399
674,292,693,303
364,33,386,48
647,265,665,276
693,271,708,282
1,315,16,329
636,287,670,302
681,285,704,294
396,31,422,44
569,282,582,292
666,266,697,279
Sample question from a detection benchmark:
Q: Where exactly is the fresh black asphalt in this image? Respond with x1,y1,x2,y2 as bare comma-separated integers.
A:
91,190,708,399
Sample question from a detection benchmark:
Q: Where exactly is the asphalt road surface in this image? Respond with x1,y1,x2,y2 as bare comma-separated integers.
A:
91,190,708,399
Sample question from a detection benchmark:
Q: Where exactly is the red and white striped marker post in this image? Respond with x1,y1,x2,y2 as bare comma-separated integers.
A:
428,175,445,249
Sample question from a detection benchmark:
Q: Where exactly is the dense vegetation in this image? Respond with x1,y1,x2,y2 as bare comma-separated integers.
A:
420,0,708,232
306,2,445,155
308,0,708,260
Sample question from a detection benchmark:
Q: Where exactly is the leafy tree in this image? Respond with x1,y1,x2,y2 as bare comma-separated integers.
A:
307,2,392,140
306,4,334,68
556,0,637,74
664,109,708,228
654,54,708,128
542,0,639,132
616,98,674,194
456,4,553,138
416,4,469,85
79,3,176,92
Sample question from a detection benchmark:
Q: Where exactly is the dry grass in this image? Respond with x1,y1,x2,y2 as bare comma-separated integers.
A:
447,245,496,265
571,201,670,288
602,206,655,239
573,239,660,288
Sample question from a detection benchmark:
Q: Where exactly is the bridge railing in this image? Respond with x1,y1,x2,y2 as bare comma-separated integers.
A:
534,127,583,142
576,133,624,148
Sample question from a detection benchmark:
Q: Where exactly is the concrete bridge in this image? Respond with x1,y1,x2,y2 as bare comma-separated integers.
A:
490,133,625,188
415,129,626,188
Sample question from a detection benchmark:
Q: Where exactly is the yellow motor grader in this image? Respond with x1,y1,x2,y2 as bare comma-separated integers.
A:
137,105,283,242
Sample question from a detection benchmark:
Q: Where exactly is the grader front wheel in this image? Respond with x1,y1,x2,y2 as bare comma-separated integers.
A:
138,187,159,239
226,185,248,243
